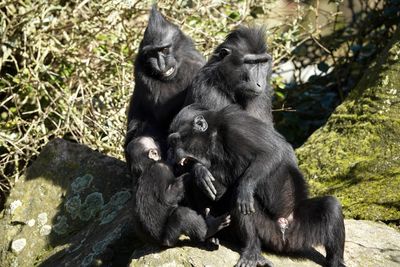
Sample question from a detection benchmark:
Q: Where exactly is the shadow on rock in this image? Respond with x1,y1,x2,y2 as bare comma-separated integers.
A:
1,139,137,267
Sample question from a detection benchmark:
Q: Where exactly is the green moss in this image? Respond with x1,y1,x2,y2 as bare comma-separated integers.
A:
296,30,400,222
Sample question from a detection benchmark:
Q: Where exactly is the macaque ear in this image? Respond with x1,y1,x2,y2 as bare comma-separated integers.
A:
216,47,231,60
193,115,208,132
148,148,161,161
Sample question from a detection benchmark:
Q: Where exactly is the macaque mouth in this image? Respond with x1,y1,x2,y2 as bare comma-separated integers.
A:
173,156,198,176
177,153,206,168
164,67,175,77
178,157,194,167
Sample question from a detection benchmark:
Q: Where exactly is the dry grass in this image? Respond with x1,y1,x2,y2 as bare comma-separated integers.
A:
0,0,306,203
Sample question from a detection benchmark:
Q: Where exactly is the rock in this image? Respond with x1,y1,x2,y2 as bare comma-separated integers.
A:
1,139,400,267
344,220,400,267
296,29,400,222
129,220,400,267
0,138,134,267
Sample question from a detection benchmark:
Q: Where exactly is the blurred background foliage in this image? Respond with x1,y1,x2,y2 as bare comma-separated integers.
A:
0,0,399,210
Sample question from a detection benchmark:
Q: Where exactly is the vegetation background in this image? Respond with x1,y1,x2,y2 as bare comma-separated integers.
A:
1,0,399,214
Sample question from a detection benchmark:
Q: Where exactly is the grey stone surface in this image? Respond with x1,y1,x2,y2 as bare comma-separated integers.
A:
130,220,400,267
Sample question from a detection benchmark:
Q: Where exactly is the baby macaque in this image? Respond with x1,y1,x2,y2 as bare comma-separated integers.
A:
127,137,230,246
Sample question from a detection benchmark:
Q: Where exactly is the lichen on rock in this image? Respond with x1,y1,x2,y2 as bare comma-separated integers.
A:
65,195,82,220
52,216,69,235
79,192,104,221
71,174,94,193
100,190,131,225
0,139,133,267
8,200,22,216
37,212,48,226
40,225,52,236
10,239,26,254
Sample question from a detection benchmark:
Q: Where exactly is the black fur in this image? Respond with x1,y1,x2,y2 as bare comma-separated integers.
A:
169,105,345,267
125,5,205,169
129,137,230,246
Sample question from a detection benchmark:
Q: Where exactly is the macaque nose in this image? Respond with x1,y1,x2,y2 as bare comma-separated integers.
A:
157,54,166,71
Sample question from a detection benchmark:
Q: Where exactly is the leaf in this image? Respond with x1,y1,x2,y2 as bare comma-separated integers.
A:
275,91,285,100
228,11,240,21
250,6,264,18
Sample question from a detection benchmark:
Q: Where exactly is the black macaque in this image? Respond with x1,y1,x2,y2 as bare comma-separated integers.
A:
127,137,231,247
125,5,205,170
168,105,345,267
183,27,274,200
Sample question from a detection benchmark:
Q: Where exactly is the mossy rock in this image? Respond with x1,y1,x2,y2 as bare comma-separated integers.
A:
0,139,134,267
296,30,400,223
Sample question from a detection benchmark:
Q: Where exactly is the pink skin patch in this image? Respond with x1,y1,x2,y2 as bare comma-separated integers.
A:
277,213,293,242
277,217,289,229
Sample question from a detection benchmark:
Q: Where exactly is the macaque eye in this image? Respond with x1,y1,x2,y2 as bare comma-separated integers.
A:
193,115,208,132
218,48,231,59
161,47,169,54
